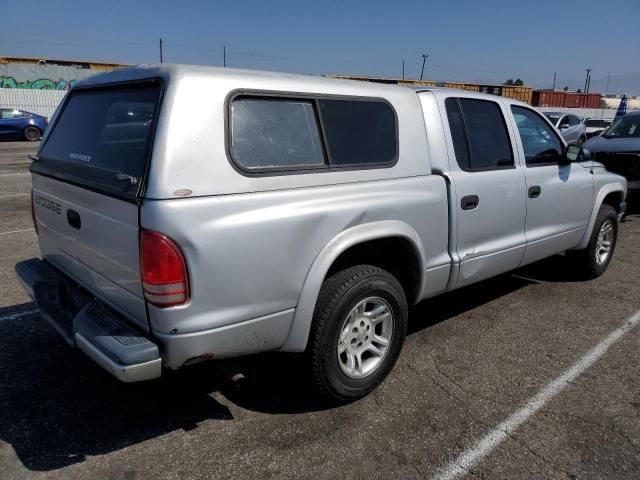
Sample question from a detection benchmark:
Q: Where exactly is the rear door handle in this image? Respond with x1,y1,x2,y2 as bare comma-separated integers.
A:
528,186,542,198
461,195,479,210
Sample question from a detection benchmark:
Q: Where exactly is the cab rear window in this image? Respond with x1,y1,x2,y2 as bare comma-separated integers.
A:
34,81,161,200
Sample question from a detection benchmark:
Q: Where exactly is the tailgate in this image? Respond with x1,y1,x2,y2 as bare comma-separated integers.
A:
32,175,147,331
30,80,162,332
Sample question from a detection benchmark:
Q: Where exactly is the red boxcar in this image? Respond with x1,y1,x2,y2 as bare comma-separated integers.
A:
532,90,601,109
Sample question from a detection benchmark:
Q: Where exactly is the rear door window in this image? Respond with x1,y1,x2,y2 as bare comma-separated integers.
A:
445,97,514,171
34,81,161,200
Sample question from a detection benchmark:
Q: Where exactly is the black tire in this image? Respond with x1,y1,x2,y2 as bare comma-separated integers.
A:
23,126,41,142
569,204,618,279
307,265,408,402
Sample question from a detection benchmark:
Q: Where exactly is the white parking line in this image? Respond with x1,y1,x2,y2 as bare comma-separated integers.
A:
0,173,30,177
0,193,29,198
432,308,640,480
0,228,35,236
0,309,39,322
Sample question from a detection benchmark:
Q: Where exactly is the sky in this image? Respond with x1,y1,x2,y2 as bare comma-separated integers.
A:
2,0,639,90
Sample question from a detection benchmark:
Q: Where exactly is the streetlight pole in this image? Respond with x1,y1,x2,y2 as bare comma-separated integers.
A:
420,54,429,81
584,68,591,93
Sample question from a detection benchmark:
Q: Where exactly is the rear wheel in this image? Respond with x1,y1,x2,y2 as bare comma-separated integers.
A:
307,265,408,402
569,204,618,279
23,126,41,142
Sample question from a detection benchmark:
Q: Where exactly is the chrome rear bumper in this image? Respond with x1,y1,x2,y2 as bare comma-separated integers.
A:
15,258,161,382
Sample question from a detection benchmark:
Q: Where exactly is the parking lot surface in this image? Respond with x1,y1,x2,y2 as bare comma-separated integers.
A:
0,141,638,479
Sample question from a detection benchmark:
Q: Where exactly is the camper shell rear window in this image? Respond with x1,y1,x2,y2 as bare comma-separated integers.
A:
33,80,162,201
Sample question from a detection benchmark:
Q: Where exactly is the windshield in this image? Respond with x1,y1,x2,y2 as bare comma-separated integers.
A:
35,81,161,200
602,115,640,139
544,113,560,125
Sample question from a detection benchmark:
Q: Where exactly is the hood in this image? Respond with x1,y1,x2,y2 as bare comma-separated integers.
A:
583,135,640,153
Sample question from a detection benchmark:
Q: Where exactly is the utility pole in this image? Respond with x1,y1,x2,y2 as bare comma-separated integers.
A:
159,38,163,63
402,60,405,80
420,54,429,81
584,68,591,93
552,71,556,90
223,45,226,67
586,70,592,94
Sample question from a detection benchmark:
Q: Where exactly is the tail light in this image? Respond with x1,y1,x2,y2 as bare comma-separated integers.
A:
30,190,38,235
140,230,189,307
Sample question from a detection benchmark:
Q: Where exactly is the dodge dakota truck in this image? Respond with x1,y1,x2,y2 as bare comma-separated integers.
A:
16,64,627,401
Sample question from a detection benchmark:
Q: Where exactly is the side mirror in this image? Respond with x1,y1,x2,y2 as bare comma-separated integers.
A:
563,144,589,164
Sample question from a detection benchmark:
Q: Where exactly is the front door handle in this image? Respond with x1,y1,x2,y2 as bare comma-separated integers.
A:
461,195,479,210
528,186,542,198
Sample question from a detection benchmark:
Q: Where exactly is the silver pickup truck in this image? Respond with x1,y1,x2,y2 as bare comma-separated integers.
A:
16,64,627,402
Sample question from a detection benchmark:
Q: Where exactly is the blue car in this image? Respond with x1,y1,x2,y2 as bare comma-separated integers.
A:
0,109,48,141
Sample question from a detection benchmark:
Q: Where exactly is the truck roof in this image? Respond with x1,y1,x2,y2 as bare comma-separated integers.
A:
77,63,530,107
78,63,410,94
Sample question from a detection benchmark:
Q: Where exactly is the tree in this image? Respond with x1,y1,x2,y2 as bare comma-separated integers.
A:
563,86,569,91
503,79,514,85
514,78,524,86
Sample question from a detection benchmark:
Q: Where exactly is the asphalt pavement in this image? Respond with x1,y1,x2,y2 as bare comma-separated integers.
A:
0,141,638,479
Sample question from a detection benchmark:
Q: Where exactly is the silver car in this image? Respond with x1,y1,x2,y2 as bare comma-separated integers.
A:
544,112,587,144
16,65,626,402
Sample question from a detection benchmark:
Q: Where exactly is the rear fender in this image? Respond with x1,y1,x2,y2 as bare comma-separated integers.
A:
279,220,426,352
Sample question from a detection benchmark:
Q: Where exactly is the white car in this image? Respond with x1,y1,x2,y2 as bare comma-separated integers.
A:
584,118,613,139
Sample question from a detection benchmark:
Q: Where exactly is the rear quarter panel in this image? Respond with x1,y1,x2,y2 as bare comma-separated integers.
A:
141,176,450,345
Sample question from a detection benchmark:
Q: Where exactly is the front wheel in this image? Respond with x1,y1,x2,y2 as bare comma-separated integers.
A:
307,265,408,402
569,204,618,279
23,126,41,142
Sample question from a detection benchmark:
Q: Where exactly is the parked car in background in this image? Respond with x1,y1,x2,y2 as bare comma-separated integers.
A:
0,109,48,141
584,111,640,192
544,112,587,144
584,118,614,139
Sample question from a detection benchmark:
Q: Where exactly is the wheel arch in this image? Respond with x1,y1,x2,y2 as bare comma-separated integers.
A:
279,220,426,352
574,182,626,250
